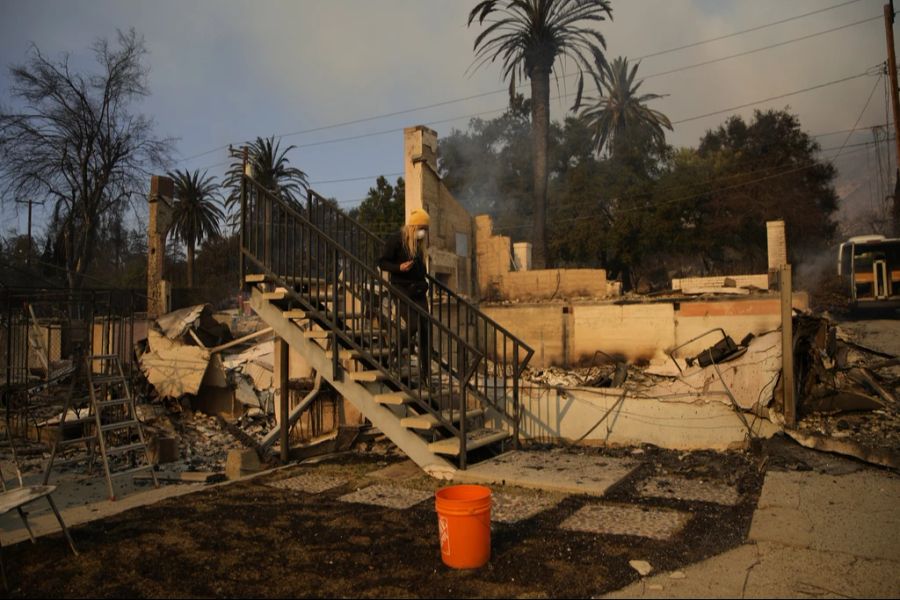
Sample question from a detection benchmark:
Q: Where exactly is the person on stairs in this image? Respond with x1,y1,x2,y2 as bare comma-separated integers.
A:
377,209,432,386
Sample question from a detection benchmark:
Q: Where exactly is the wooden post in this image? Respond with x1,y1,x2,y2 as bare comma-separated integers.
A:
277,337,290,462
780,265,796,427
147,176,174,319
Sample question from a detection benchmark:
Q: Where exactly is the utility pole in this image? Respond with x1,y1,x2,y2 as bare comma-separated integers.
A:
26,198,33,267
884,1,900,235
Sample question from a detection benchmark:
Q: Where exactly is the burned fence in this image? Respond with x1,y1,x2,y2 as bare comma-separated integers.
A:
1,288,145,424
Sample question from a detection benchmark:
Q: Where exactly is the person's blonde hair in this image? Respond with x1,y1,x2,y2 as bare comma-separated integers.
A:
402,224,426,261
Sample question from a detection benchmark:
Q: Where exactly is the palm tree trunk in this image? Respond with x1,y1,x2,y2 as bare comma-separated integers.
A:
187,242,194,289
531,66,551,269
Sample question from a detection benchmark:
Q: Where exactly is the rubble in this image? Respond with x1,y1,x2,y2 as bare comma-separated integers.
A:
519,311,899,469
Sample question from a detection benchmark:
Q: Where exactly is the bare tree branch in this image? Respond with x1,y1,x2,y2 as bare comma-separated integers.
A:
0,28,175,289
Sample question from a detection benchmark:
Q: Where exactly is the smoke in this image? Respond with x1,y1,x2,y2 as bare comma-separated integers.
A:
795,246,842,312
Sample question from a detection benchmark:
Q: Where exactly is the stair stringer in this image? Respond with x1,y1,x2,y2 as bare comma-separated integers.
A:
250,288,458,480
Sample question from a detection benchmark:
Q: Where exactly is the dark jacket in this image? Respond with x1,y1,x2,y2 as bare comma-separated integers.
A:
377,231,428,299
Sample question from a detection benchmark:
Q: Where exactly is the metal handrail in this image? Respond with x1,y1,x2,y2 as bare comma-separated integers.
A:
241,176,487,465
304,190,535,444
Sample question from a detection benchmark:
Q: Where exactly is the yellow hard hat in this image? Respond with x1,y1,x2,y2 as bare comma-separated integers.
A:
408,209,430,227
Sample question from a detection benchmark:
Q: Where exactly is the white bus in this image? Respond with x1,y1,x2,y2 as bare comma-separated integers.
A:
837,235,900,310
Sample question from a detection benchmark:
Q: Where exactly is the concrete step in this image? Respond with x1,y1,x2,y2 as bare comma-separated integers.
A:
262,287,289,301
303,330,331,339
250,284,457,475
347,370,386,383
428,428,510,456
401,408,484,430
371,387,453,405
372,391,415,405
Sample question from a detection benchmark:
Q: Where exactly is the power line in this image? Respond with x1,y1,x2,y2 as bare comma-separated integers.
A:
309,172,404,186
636,0,863,60
640,16,880,82
495,143,873,233
832,73,884,161
227,120,893,200
812,122,890,138
330,134,884,214
211,72,887,211
177,0,871,165
670,68,876,126
196,66,878,175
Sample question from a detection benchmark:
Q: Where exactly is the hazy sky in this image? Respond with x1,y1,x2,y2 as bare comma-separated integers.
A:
0,0,894,235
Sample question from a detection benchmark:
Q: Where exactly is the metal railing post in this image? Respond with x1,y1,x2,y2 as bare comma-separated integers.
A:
239,147,248,288
331,249,341,382
513,344,521,449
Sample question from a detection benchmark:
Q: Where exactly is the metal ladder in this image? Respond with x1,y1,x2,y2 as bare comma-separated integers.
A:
42,354,159,500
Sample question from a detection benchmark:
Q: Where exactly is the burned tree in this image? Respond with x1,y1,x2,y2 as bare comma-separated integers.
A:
0,29,172,289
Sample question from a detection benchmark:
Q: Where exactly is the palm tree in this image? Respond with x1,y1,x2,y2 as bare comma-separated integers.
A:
167,169,225,288
224,136,308,224
581,56,672,158
468,0,613,268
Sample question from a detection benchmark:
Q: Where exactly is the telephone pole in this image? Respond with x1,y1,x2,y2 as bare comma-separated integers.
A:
885,1,900,235
26,198,33,267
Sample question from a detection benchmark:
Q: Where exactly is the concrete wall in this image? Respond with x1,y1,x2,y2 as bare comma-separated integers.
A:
511,386,777,450
671,274,770,290
481,303,568,368
475,214,513,298
482,295,805,368
403,129,614,302
474,214,613,301
404,126,474,296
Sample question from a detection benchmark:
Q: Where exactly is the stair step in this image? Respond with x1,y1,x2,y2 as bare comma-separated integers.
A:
245,273,268,283
401,408,484,430
303,330,331,339
428,428,510,456
282,309,308,320
373,391,415,405
262,288,288,301
347,370,386,383
372,386,456,405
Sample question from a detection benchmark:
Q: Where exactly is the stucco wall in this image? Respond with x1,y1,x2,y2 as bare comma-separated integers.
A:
671,274,770,290
404,126,474,296
482,295,801,367
474,214,612,301
508,386,777,450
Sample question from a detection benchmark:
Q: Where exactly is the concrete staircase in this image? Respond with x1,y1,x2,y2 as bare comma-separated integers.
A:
249,282,506,477
239,175,533,474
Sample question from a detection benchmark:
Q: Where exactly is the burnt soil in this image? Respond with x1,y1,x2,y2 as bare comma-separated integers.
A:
3,443,775,599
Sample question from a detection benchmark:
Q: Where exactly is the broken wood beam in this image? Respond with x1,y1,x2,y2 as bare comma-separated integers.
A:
260,373,323,452
846,368,896,405
278,337,289,463
208,327,274,354
780,265,796,427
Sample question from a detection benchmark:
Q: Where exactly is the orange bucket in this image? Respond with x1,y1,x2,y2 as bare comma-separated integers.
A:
435,484,492,569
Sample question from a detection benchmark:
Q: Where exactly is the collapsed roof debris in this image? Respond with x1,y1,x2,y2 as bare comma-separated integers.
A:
524,312,898,469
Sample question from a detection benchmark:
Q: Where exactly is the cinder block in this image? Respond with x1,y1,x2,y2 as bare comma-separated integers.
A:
148,436,179,465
